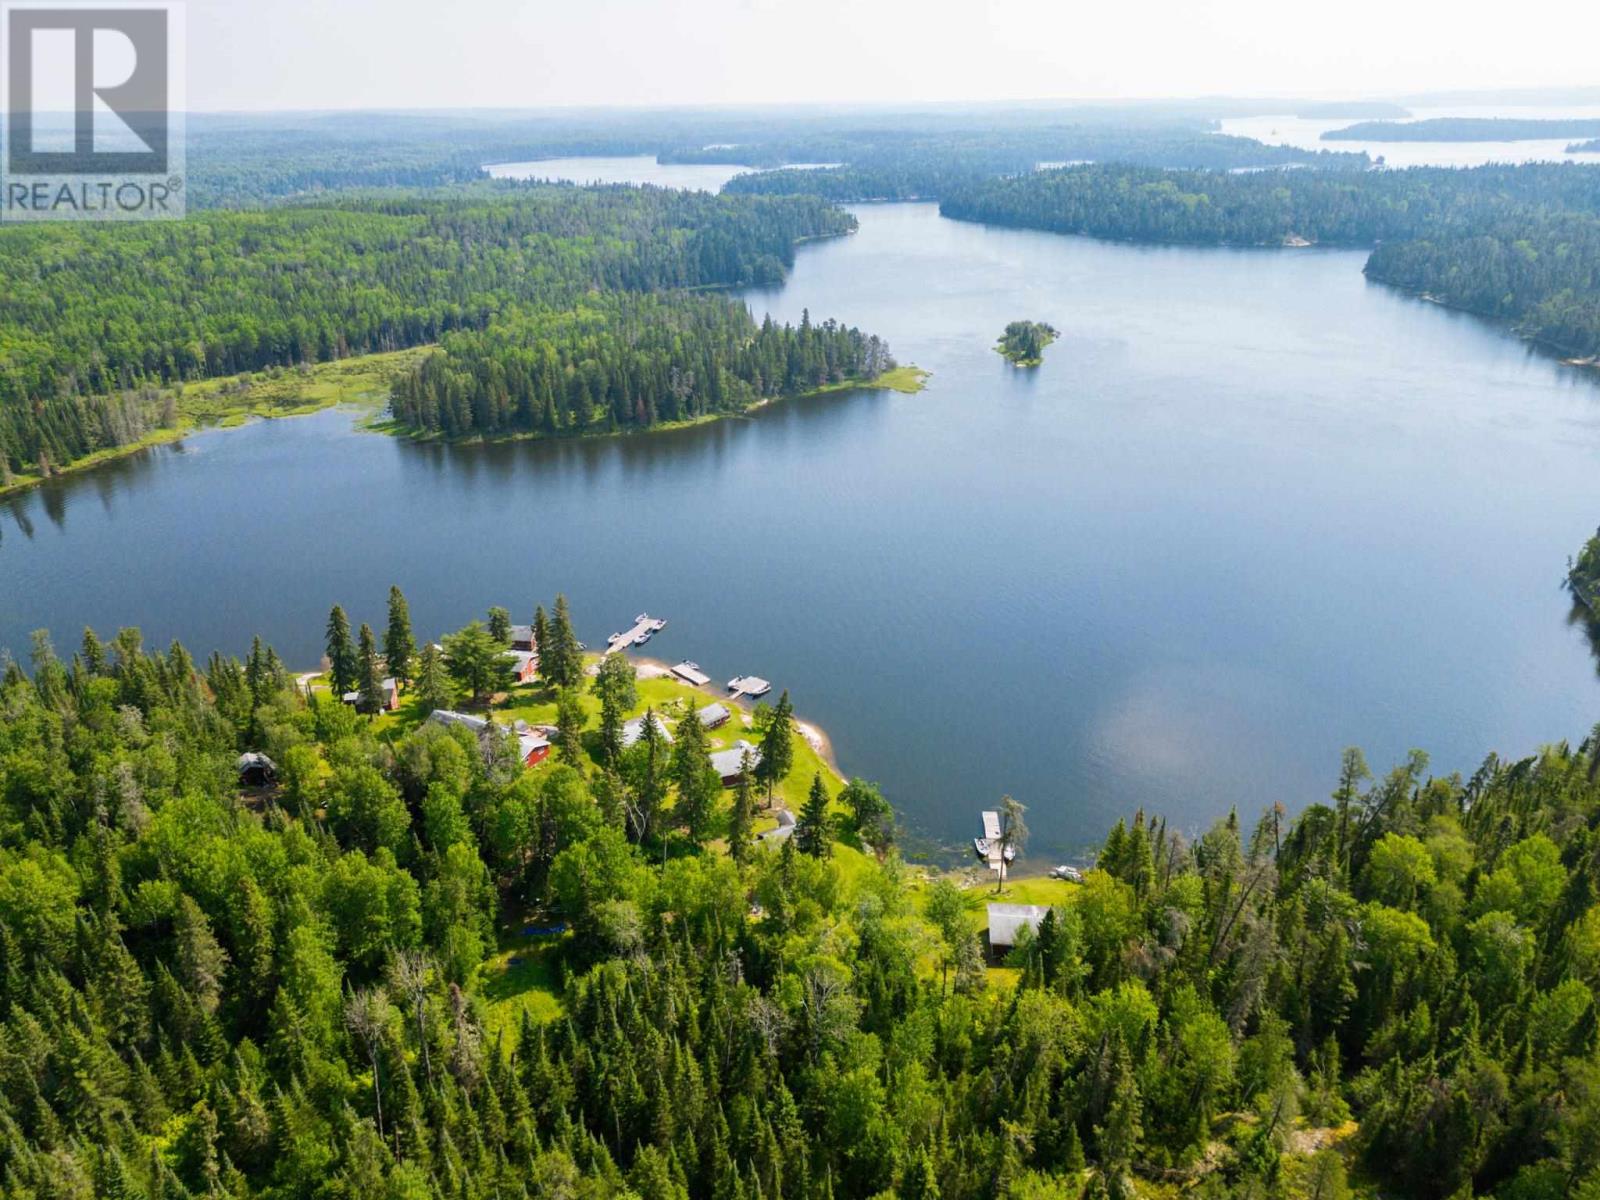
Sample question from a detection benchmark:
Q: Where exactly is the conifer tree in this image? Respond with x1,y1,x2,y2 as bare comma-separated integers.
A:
487,606,512,645
729,751,756,865
325,605,357,696
554,686,588,770
549,595,584,688
384,586,416,681
794,773,831,858
415,642,453,712
356,623,386,714
532,606,552,679
757,690,795,806
669,706,718,847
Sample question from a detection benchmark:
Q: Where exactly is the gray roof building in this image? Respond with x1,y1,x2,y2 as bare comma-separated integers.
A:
987,904,1050,950
621,712,674,749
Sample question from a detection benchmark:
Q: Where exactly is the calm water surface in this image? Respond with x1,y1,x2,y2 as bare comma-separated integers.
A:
7,164,1600,860
1220,105,1600,168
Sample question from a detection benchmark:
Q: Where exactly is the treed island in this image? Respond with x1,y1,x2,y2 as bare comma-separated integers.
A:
995,322,1059,367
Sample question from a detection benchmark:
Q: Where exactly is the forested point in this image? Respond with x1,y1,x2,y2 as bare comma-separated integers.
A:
2,596,1600,1198
1568,528,1600,615
995,321,1059,367
1322,118,1600,142
0,186,857,483
1570,140,1600,156
387,298,894,439
940,163,1600,360
716,128,1366,206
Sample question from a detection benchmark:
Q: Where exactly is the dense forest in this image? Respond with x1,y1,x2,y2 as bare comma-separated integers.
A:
717,128,1365,204
182,110,1365,210
0,186,857,480
388,297,893,438
941,163,1600,358
1571,140,1600,155
1322,118,1600,142
3,607,1600,1199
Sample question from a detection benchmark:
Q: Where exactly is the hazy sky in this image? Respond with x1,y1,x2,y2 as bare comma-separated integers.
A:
189,0,1600,112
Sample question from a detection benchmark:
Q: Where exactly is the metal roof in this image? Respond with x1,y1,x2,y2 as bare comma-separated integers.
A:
621,712,675,748
710,740,762,779
987,904,1050,948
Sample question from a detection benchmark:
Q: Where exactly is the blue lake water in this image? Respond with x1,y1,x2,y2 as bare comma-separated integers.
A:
6,160,1600,862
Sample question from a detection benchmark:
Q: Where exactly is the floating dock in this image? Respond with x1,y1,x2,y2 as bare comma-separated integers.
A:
973,809,1017,873
606,613,667,652
727,675,771,699
672,661,711,686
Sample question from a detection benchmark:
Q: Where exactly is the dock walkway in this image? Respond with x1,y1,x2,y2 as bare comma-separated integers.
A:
606,613,667,653
727,675,772,700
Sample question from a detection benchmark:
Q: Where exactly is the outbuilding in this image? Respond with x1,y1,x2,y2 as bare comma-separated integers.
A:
342,677,401,712
986,904,1049,958
621,712,675,749
692,702,732,730
710,740,762,787
236,752,277,787
504,650,539,685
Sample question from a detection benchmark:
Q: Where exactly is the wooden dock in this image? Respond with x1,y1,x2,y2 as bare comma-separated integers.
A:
606,613,667,653
727,675,772,699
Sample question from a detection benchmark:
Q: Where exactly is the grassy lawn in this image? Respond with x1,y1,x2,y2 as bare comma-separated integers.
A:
478,931,566,1046
175,347,432,426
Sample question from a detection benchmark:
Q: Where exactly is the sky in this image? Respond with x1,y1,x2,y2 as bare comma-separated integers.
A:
189,0,1600,112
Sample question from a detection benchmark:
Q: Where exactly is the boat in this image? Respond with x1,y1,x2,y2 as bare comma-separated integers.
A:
634,631,653,645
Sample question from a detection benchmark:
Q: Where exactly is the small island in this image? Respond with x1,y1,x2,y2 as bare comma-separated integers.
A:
995,320,1059,367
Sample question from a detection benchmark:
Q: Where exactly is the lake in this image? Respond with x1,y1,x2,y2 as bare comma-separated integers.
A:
1220,104,1600,168
7,160,1600,862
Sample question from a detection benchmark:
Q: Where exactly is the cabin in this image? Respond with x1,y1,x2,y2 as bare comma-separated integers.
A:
693,701,732,730
342,677,401,712
672,661,712,687
986,904,1049,959
621,712,675,749
503,649,538,685
428,709,550,767
515,729,552,767
710,740,762,787
509,624,536,652
236,752,277,787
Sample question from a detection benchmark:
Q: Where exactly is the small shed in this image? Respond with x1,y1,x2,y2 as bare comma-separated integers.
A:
710,740,762,787
516,731,552,767
987,904,1049,956
503,650,539,684
236,752,277,787
509,624,536,651
342,677,401,712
